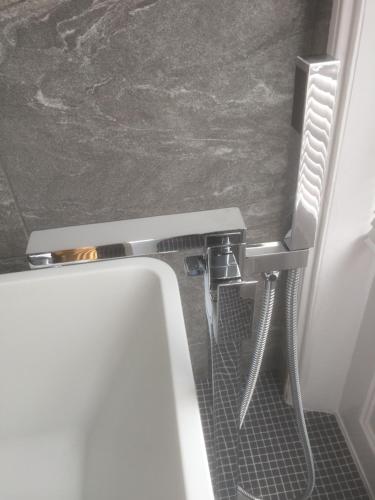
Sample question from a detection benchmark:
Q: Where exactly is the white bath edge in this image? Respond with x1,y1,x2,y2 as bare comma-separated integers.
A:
155,258,215,500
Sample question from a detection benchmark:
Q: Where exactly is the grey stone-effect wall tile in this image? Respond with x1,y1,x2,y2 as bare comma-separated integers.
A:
0,166,27,258
310,0,333,55
0,256,28,274
0,0,321,238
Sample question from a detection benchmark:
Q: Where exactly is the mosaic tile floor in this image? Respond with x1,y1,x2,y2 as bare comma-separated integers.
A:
197,371,370,500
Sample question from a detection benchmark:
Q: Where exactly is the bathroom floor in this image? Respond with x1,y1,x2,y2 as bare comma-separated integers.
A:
197,371,370,500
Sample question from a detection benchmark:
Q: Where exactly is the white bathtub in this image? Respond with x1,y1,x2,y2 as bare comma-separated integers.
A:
0,258,213,500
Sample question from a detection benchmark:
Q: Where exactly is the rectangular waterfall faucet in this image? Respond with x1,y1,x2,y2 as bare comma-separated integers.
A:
26,207,246,268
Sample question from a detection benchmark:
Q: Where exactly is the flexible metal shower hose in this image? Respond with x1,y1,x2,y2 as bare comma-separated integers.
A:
239,274,277,429
237,268,315,500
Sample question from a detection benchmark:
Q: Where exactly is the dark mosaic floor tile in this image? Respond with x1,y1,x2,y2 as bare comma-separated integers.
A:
197,371,370,500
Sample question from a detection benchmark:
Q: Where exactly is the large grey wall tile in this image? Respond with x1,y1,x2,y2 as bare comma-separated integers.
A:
311,0,333,55
0,256,28,274
0,166,27,258
1,0,320,238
